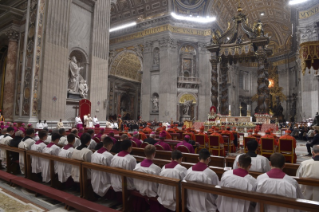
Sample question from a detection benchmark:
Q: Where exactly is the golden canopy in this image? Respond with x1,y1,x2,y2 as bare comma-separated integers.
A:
300,41,319,75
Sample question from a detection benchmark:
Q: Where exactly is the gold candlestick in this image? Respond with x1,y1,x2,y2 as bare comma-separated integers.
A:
239,105,242,117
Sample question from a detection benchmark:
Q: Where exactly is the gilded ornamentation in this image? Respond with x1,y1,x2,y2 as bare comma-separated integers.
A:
299,41,319,75
179,94,197,104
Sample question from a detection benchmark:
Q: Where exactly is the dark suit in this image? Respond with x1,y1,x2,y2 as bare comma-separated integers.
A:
143,137,157,145
307,134,319,154
9,136,23,161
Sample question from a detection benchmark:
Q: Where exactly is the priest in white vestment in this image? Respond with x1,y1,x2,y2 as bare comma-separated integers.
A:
256,153,303,212
158,150,187,211
36,120,44,129
18,128,35,174
71,133,92,182
91,136,114,197
43,120,48,128
57,119,64,129
57,134,75,183
183,149,219,212
75,116,83,129
41,133,61,183
30,130,48,173
110,139,137,192
296,145,319,201
0,127,14,168
84,114,93,128
233,139,271,172
217,154,257,212
93,116,100,128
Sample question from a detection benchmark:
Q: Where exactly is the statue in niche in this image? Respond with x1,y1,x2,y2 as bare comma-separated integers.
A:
182,100,193,115
68,56,88,98
151,96,159,111
153,48,160,65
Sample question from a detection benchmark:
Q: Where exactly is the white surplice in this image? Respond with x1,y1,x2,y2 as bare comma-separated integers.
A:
30,142,47,173
157,163,187,211
44,135,51,144
0,134,12,167
110,153,137,192
58,135,67,146
216,170,257,212
91,150,113,196
93,117,99,126
41,144,61,183
233,154,271,173
36,123,43,129
133,161,161,197
183,164,219,212
18,137,35,174
75,117,82,125
57,146,74,183
256,171,303,212
71,148,92,182
296,158,319,201
87,139,97,150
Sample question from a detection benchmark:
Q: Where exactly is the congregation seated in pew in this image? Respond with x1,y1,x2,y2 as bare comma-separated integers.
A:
30,130,48,175
18,128,35,174
0,127,14,168
143,132,157,145
176,135,195,153
110,134,128,154
57,134,75,183
86,129,97,150
155,131,172,151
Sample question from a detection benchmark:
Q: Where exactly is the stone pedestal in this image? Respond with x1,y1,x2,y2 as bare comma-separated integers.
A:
3,30,19,121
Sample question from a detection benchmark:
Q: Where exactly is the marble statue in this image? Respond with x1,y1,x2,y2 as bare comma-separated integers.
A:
151,97,159,110
153,48,159,65
68,56,88,97
182,100,193,115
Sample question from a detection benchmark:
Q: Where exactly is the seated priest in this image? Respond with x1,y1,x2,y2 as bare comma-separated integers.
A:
155,123,163,132
252,129,260,138
41,133,61,183
110,139,137,192
167,125,176,134
108,131,117,144
75,115,83,129
217,154,257,212
211,127,225,148
18,128,35,174
91,136,114,197
131,131,143,147
57,119,64,129
71,133,92,182
185,128,195,140
143,132,157,145
9,130,24,167
57,134,75,183
161,126,172,139
279,130,297,163
85,114,93,128
142,123,152,134
196,126,209,143
19,123,26,134
110,134,128,154
176,135,195,153
133,144,161,211
30,130,48,174
155,131,172,151
93,115,100,128
86,129,97,150
94,128,105,140
296,145,319,201
256,153,303,211
138,127,147,140
123,127,132,138
261,130,278,146
183,149,219,212
157,150,187,211
36,120,44,129
233,139,271,172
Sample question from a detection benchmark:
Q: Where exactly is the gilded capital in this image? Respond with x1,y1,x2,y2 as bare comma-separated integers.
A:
6,29,19,41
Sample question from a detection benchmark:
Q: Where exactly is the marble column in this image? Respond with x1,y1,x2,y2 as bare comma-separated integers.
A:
210,58,218,110
256,53,270,114
3,30,19,121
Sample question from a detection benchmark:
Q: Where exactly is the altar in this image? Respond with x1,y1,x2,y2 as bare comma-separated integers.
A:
218,116,251,123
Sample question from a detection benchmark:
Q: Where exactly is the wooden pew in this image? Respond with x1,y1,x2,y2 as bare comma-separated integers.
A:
225,156,300,176
181,180,319,212
131,147,225,167
81,162,181,212
0,144,26,176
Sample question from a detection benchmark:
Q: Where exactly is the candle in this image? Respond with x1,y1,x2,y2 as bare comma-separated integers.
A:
229,105,231,110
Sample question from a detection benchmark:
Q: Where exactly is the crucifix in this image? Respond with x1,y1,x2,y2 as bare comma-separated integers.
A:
73,105,80,117
239,105,242,117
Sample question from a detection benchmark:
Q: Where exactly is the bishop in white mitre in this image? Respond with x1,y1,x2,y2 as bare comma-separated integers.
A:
18,129,35,174
157,150,187,211
217,154,257,212
57,134,75,183
41,133,61,183
91,137,114,196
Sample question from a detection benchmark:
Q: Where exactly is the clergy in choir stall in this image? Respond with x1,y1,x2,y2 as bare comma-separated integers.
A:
211,128,225,155
110,134,128,154
30,130,48,174
110,139,137,192
156,123,163,132
18,128,35,174
138,127,147,140
123,127,132,138
131,131,143,147
233,139,271,172
208,126,215,134
0,121,4,129
247,129,253,136
252,129,260,138
0,111,4,122
9,131,24,164
184,149,219,212
173,124,180,132
155,131,172,151
86,129,97,150
161,126,172,139
13,123,18,132
19,123,26,134
196,126,209,143
43,128,51,144
133,144,162,211
261,130,278,146
158,150,187,211
256,153,303,211
5,122,11,128
217,154,257,212
57,119,64,129
176,135,194,153
185,128,195,140
78,128,84,137
93,128,105,140
75,115,83,129
27,123,32,129
108,131,117,144
36,120,44,129
0,127,15,168
279,130,297,163
91,136,114,197
93,115,100,128
71,133,93,182
167,125,176,134
142,123,152,134
143,132,157,145
84,114,93,128
41,133,61,183
43,120,48,128
296,145,319,201
58,128,67,146
57,134,75,183
224,127,235,142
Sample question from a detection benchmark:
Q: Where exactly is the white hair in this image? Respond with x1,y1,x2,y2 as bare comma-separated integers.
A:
15,130,24,137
